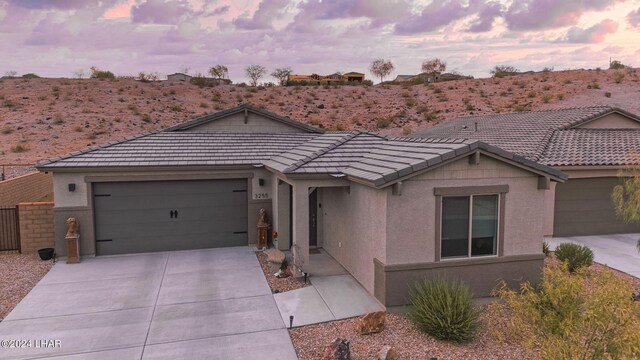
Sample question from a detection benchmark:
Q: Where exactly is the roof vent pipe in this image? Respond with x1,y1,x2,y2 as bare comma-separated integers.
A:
474,122,478,132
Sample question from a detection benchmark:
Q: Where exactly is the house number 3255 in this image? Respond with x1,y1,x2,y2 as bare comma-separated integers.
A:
253,193,269,199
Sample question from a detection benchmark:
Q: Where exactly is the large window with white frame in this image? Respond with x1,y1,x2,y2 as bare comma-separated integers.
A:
440,194,499,259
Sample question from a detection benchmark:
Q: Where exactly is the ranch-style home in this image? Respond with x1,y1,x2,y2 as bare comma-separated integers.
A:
416,106,640,237
37,104,567,307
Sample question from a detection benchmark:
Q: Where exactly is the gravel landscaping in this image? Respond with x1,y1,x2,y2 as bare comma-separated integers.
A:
0,253,53,320
290,254,640,359
256,251,308,293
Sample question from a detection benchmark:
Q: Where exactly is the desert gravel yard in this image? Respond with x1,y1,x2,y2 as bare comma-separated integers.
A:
0,253,53,321
256,251,308,293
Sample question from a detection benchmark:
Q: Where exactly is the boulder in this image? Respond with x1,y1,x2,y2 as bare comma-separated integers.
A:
377,345,397,360
322,338,351,360
264,248,285,264
356,311,386,335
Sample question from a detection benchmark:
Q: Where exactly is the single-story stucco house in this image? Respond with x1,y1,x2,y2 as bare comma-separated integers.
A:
37,104,567,307
166,73,192,82
415,106,640,237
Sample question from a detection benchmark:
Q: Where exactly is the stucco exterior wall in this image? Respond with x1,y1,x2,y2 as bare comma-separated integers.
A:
321,183,387,293
184,112,308,133
0,172,53,205
576,113,640,129
51,168,272,256
386,155,546,265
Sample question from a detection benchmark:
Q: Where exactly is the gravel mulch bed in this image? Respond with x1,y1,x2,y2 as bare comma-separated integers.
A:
0,253,53,320
289,312,538,360
256,252,308,293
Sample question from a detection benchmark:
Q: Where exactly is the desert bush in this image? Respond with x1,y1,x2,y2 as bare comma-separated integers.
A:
490,264,640,359
613,72,625,84
376,117,393,129
554,242,593,273
22,73,40,79
491,65,519,78
541,94,553,103
141,114,152,123
1,126,14,134
556,93,565,100
90,66,115,80
605,92,612,98
609,60,628,70
11,144,28,153
409,277,479,343
405,98,416,107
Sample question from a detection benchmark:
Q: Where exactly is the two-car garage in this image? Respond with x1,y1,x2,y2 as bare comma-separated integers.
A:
93,179,249,255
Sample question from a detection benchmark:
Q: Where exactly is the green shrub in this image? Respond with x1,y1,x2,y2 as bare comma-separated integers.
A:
409,277,479,343
542,241,550,257
605,92,612,98
490,264,640,359
554,242,593,273
375,117,393,129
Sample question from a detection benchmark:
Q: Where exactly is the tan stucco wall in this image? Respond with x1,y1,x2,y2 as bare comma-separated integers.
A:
575,113,640,129
184,112,308,133
0,172,53,205
386,155,546,265
51,168,272,256
321,183,387,293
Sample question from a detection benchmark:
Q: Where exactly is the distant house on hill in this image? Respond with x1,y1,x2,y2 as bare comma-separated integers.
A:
393,75,416,82
167,73,192,82
287,71,365,85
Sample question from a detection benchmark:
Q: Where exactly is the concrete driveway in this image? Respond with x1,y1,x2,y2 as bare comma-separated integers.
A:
546,233,640,278
0,247,297,360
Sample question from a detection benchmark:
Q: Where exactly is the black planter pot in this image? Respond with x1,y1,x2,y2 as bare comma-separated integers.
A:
38,248,55,261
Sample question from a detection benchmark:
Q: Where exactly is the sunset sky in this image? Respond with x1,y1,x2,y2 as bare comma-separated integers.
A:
0,0,639,83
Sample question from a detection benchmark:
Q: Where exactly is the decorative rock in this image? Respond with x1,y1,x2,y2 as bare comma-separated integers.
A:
322,338,351,360
356,311,386,335
377,345,397,360
632,292,640,302
264,248,285,264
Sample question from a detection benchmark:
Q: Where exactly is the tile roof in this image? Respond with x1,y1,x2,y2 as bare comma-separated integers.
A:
541,129,640,166
165,103,323,133
413,106,640,166
37,130,566,187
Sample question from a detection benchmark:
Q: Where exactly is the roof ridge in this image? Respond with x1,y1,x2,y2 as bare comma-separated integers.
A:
386,136,471,144
283,131,363,173
450,105,613,121
531,128,558,162
36,131,159,167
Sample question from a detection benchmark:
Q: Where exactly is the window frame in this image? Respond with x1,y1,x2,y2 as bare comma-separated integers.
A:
434,185,507,262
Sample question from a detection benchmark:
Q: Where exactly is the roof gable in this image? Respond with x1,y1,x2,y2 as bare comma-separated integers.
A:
165,103,323,134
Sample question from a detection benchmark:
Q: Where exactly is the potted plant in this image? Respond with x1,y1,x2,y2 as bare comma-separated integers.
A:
37,247,54,261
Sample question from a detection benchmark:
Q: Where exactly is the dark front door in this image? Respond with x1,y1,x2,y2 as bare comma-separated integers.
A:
309,189,318,247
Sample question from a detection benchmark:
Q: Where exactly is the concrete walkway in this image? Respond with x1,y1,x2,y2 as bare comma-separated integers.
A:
546,233,640,278
0,247,297,360
274,249,384,327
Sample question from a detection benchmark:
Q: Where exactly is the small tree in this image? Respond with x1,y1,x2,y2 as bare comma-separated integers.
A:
612,162,640,252
73,69,86,79
208,64,229,79
271,67,292,86
609,60,627,70
369,58,394,83
245,64,267,86
421,58,447,82
3,70,17,78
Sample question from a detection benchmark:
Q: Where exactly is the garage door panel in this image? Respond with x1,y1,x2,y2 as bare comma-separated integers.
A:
554,177,640,236
94,179,249,255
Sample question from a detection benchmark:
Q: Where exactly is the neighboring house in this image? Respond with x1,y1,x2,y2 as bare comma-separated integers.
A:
287,72,365,84
415,106,640,237
393,75,417,82
166,73,192,82
37,104,565,306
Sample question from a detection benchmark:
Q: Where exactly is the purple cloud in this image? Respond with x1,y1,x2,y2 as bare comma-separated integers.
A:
233,0,290,30
467,1,502,33
8,0,117,10
211,5,230,16
394,0,468,34
562,19,619,43
131,0,194,25
504,0,616,31
628,8,640,28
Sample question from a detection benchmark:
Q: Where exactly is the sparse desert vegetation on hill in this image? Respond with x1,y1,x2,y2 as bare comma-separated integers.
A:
1,67,639,171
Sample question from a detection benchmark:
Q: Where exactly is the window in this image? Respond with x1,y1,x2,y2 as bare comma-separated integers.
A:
441,194,499,259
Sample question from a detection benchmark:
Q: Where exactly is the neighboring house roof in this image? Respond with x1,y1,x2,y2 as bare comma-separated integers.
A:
38,130,566,187
393,75,415,82
167,73,191,77
343,72,364,75
414,106,640,165
165,103,324,134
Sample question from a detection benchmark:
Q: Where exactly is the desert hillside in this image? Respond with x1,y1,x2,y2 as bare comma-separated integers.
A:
1,68,639,177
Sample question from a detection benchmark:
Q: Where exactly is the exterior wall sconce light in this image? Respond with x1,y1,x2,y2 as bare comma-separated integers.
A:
68,183,76,192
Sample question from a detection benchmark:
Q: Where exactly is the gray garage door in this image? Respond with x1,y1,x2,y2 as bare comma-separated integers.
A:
554,177,640,236
93,179,248,255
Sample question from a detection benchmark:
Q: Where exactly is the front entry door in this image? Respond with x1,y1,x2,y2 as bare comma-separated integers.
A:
309,189,318,247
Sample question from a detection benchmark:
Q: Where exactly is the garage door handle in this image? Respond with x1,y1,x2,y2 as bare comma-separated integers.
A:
174,210,178,218
170,210,175,218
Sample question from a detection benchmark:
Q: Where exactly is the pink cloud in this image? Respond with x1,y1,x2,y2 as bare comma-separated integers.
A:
562,19,619,43
504,0,617,31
